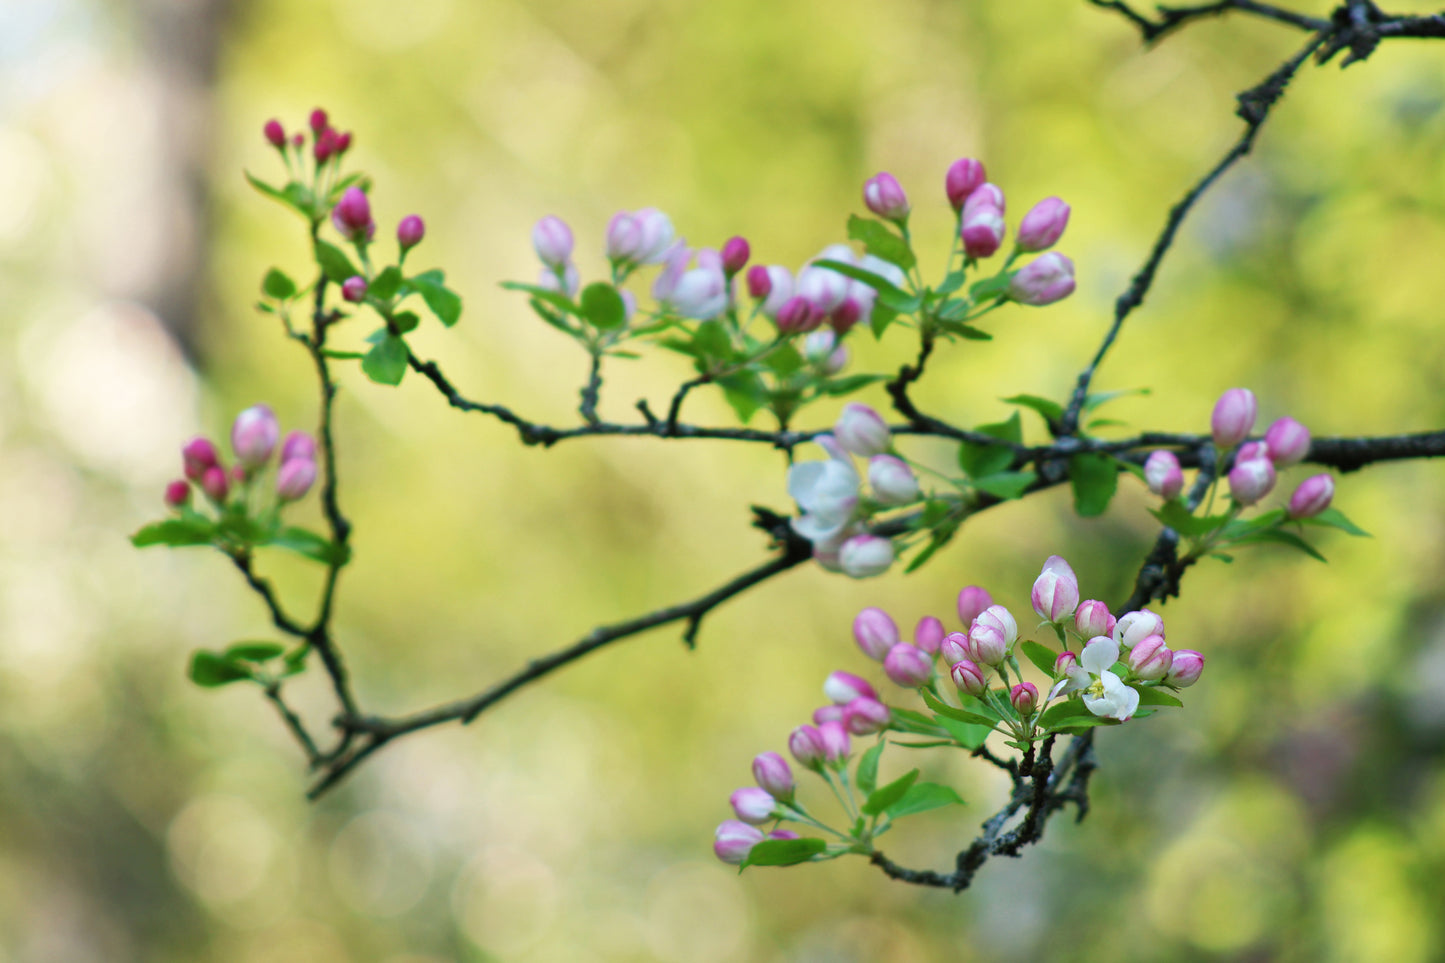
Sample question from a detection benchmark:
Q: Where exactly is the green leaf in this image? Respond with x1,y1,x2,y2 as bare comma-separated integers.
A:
391,310,420,334
1069,453,1119,518
1149,500,1231,537
1039,700,1109,731
369,266,403,301
362,334,408,386
856,741,885,796
862,769,920,816
1222,508,1287,539
1083,386,1151,413
935,318,994,341
245,171,312,217
958,412,1022,478
282,646,309,677
269,526,350,566
936,270,967,295
762,344,804,378
819,373,889,396
934,714,992,749
903,519,960,574
812,259,919,311
971,470,1036,500
869,304,899,338
225,641,285,663
846,215,916,271
920,688,1000,727
718,371,768,424
884,782,965,819
692,321,732,361
579,282,627,330
411,275,463,326
969,272,1015,302
742,837,827,868
1022,640,1059,677
321,349,365,360
500,280,578,317
262,268,297,300
1231,528,1327,562
314,239,359,284
189,650,253,688
131,516,215,549
1003,394,1064,428
1135,686,1183,708
1300,507,1369,537
886,707,950,737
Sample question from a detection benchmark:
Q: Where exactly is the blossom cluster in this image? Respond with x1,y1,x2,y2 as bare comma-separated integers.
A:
166,405,317,512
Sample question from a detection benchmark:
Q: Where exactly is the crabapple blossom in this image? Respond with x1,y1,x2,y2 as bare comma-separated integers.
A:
1010,682,1039,716
813,705,844,724
863,171,910,221
968,604,1018,666
1009,253,1076,306
839,534,894,579
1144,450,1184,499
1031,555,1080,623
788,725,827,770
730,787,777,824
823,671,878,705
843,696,891,735
1128,635,1173,681
1074,600,1115,640
961,205,1006,258
281,431,316,463
1165,650,1205,687
1060,637,1140,721
264,119,285,148
1288,474,1334,518
853,607,900,661
1237,441,1269,463
532,216,574,267
940,632,969,665
1264,417,1311,465
201,466,230,503
914,616,945,655
721,236,750,275
868,455,919,505
1054,650,1079,677
276,458,318,502
538,262,580,298
182,437,219,481
883,643,933,687
945,157,986,210
1016,197,1070,252
752,752,795,801
950,659,987,697
714,820,764,864
331,186,373,241
232,405,279,470
817,720,851,764
342,276,367,303
164,480,191,509
397,214,425,251
1228,454,1276,506
775,296,820,333
1114,609,1164,649
834,403,891,457
1211,388,1258,448
957,586,993,625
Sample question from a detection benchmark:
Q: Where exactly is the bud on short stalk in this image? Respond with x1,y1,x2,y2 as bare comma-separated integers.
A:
1165,649,1204,687
853,607,899,661
1074,600,1115,640
828,298,861,335
788,725,828,770
729,787,778,825
1288,474,1334,519
276,458,317,502
843,696,891,735
945,158,987,211
839,535,894,579
823,671,877,705
752,752,795,801
813,705,844,724
914,616,945,655
883,643,933,688
231,405,280,470
1009,253,1076,306
1128,635,1173,681
863,171,910,221
969,605,1017,666
264,119,286,148
164,480,191,509
538,262,580,298
950,659,987,697
868,455,919,506
714,820,764,864
532,216,574,268
721,236,750,275
335,131,352,154
1054,650,1079,677
1228,455,1276,506
834,403,891,457
957,586,993,625
342,276,367,303
817,720,851,765
961,207,1006,259
1031,555,1080,624
201,466,230,503
397,215,425,252
280,431,316,463
1265,417,1311,466
1016,197,1070,252
1211,388,1258,448
774,295,819,334
331,187,374,242
939,632,969,666
1114,609,1164,649
1144,450,1184,499
1010,682,1039,716
182,437,219,481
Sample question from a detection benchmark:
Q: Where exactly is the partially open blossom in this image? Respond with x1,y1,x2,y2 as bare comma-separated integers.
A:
182,437,219,481
961,206,1006,258
1059,637,1139,721
843,696,891,735
331,186,373,242
853,607,899,661
940,632,969,665
1054,650,1079,677
280,431,316,463
774,295,821,333
788,725,827,770
839,534,894,579
1144,450,1184,499
721,236,750,275
1128,635,1173,681
663,260,729,320
945,158,987,210
1211,388,1257,448
264,119,285,148
632,208,676,263
752,752,794,801
788,440,861,546
397,215,425,251
1010,682,1039,716
883,643,933,687
968,605,1017,666
729,787,778,825
957,586,993,625
532,216,574,267
1165,649,1205,687
1009,253,1076,306
1288,473,1334,518
1074,600,1115,640
817,720,851,764
863,171,910,221
714,820,764,864
1265,417,1311,466
201,465,230,503
950,659,988,697
824,671,878,705
915,616,945,655
276,458,317,502
1016,197,1070,252
604,212,643,262
868,454,919,506
1114,609,1164,649
1228,455,1276,506
164,480,191,509
342,276,367,303
1031,555,1080,623
834,403,891,457
232,405,279,469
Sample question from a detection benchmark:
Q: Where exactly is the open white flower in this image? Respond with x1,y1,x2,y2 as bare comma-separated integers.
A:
787,435,861,546
1053,636,1139,721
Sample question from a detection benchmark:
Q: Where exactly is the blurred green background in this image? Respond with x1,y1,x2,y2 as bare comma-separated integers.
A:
4,0,1445,959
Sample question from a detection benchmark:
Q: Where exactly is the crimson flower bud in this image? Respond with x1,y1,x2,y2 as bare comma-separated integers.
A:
164,480,191,509
182,437,220,482
823,671,878,705
945,158,986,210
276,458,317,502
721,236,750,275
957,586,992,625
774,295,820,334
1211,388,1258,448
834,403,891,457
729,787,777,825
201,465,230,503
335,131,352,154
1074,600,1115,641
397,215,425,251
291,132,304,149
828,297,861,335
713,820,764,864
752,752,794,800
342,275,367,303
745,264,772,300
231,404,279,469
843,696,891,735
1144,450,1184,499
1288,473,1334,518
1008,253,1076,306
264,119,286,148
853,607,899,661
914,616,945,655
1010,682,1039,716
331,186,374,242
1264,417,1311,466
314,128,338,163
788,725,828,770
1228,455,1276,506
863,171,910,221
309,108,328,132
1165,649,1204,687
1128,635,1173,681
940,632,969,666
1016,197,1071,252
950,659,987,697
883,643,933,688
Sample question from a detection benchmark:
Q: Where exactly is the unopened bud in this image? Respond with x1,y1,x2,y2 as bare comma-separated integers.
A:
1144,450,1184,499
342,275,367,303
201,465,230,503
721,236,750,275
276,458,317,502
968,605,1017,666
729,787,777,825
818,719,851,765
883,643,933,688
532,216,574,268
1074,600,1115,640
1128,635,1173,681
1165,649,1204,687
752,751,795,800
1114,609,1164,649
961,207,1006,258
746,264,773,300
812,704,845,724
828,297,861,335
1265,417,1311,466
1228,455,1276,506
868,454,919,506
1016,197,1071,252
788,725,827,770
331,186,374,242
823,670,878,705
950,659,987,697
945,158,987,210
334,131,353,154
914,616,945,655
309,108,328,133
182,437,220,481
397,215,426,251
1008,252,1076,306
231,404,279,469
843,696,891,735
834,403,890,457
280,431,316,463
314,128,338,163
164,480,191,509
1054,650,1079,677
863,171,910,221
969,183,1006,213
264,119,286,148
713,820,764,864
853,607,899,661
1211,388,1258,448
1288,473,1334,519
957,586,993,625
774,295,820,334
1010,682,1039,716
940,632,969,665
839,534,893,579
1031,555,1080,624
1237,440,1269,463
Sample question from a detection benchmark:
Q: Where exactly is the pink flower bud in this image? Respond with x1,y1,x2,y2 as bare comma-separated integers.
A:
201,465,230,503
1211,388,1258,448
532,216,574,268
603,211,642,262
752,752,795,800
276,458,317,502
914,616,945,655
397,215,426,251
1017,197,1071,252
231,404,279,469
1114,609,1164,649
1264,417,1310,466
280,431,316,463
537,262,580,298
745,264,772,299
863,171,910,221
721,236,750,275
1128,635,1173,681
713,820,764,864
843,696,891,735
164,480,191,509
1165,649,1204,688
961,207,1006,258
945,158,986,210
839,534,894,579
1074,600,1116,640
1054,650,1078,677
774,295,821,334
950,659,987,697
291,132,304,149
788,725,827,770
334,131,353,154
264,119,286,148
341,275,367,303
828,297,862,335
834,403,891,457
823,671,878,705
729,787,778,824
1010,682,1039,716
1009,252,1076,306
231,465,247,484
1237,440,1269,463
1288,473,1334,519
868,455,919,506
182,437,220,481
331,186,373,242
957,586,993,625
631,208,677,264
309,108,328,133
797,263,851,314
1144,450,1184,499
314,128,338,163
883,643,933,688
969,183,1006,213
817,719,851,764
1228,455,1276,506
813,704,844,724
767,829,800,841
968,605,1017,666
1031,555,1080,623
853,607,899,661
940,632,969,665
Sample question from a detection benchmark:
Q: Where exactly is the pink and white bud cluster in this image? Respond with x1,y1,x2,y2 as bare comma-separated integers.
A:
167,408,317,510
605,208,676,266
802,330,850,376
750,245,907,337
265,109,353,165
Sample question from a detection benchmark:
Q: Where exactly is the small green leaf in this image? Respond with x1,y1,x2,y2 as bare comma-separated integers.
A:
131,516,215,549
501,281,577,318
920,688,1000,727
1231,528,1327,562
411,275,462,326
1022,640,1059,677
883,782,965,819
862,769,920,816
819,373,889,396
1038,700,1109,730
971,470,1036,500
245,171,312,217
369,266,403,301
189,650,253,688
269,526,350,566
225,641,285,663
886,707,950,737
903,520,961,574
762,344,804,377
813,259,918,311
936,270,967,295
969,272,1015,302
934,714,992,749
1134,686,1183,708
282,646,309,677
1083,386,1151,413
869,304,899,338
362,334,408,386
718,371,768,424
314,239,359,284
935,318,994,341
1300,507,1369,537
1149,500,1231,537
846,215,916,271
958,412,1022,478
1069,453,1119,518
580,282,627,330
692,321,732,361
856,741,885,796
391,310,420,334
262,268,297,300
742,837,828,868
1003,393,1064,428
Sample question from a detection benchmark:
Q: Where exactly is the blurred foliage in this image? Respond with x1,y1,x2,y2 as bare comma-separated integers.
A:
3,0,1445,959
